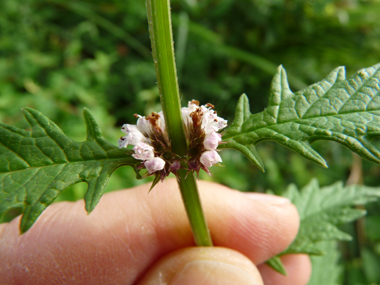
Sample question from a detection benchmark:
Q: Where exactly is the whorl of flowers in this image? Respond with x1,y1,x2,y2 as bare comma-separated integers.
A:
118,100,227,180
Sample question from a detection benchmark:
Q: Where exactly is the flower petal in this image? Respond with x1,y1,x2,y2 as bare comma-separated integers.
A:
118,137,128,149
136,117,152,136
120,124,146,146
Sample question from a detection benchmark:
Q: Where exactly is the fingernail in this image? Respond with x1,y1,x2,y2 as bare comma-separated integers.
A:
169,260,260,285
244,193,291,205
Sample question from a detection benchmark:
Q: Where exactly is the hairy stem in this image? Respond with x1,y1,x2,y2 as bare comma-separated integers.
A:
145,0,213,246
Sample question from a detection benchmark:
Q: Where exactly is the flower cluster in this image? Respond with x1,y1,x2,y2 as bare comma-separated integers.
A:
118,100,227,179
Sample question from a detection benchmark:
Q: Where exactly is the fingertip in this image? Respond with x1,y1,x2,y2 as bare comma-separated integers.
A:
258,254,312,285
197,182,300,264
137,247,263,285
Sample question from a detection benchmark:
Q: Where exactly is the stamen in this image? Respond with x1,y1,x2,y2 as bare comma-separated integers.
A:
133,113,139,118
191,99,200,106
147,112,162,132
190,108,203,129
206,103,214,109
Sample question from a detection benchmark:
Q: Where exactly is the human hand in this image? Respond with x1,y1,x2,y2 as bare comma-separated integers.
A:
0,179,311,284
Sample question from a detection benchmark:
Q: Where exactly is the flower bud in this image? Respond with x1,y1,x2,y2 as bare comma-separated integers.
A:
132,143,155,161
145,157,166,174
204,132,222,150
200,150,222,167
169,160,181,174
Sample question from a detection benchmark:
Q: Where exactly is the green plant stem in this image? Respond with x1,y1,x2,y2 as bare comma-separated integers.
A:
145,0,213,246
177,170,213,246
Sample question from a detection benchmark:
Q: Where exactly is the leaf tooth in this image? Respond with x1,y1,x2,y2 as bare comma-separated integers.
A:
297,142,328,168
84,170,110,214
20,187,61,233
22,108,65,135
354,138,380,164
269,66,294,105
271,132,328,168
219,141,265,172
230,94,251,130
266,256,287,275
83,108,104,141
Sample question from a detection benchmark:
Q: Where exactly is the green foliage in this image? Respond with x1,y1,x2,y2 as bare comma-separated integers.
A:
266,179,380,274
221,63,380,170
1,0,380,282
308,241,342,285
265,255,287,276
0,108,139,233
283,180,380,255
361,247,380,283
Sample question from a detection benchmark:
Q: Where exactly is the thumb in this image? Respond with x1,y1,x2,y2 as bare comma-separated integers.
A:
137,247,263,285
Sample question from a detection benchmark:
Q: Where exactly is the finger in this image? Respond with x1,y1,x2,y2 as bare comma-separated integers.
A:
0,179,299,284
258,254,312,285
137,247,263,285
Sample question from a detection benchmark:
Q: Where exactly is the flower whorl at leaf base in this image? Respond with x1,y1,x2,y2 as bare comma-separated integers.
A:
118,100,227,181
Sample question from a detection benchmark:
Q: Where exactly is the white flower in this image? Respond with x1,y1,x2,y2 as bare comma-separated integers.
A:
132,142,165,174
119,100,227,177
144,157,166,174
203,132,222,150
181,100,227,137
132,143,155,161
118,124,147,148
200,150,222,168
200,106,227,134
136,117,152,135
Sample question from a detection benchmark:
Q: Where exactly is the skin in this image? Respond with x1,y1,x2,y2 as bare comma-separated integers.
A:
0,179,311,284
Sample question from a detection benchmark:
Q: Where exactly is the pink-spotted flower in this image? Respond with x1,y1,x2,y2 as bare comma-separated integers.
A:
118,100,227,180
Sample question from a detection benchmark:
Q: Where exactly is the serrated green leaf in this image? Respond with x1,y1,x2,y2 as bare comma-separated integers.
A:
282,179,380,255
219,95,264,171
0,108,140,233
308,241,342,285
221,63,380,170
265,179,380,274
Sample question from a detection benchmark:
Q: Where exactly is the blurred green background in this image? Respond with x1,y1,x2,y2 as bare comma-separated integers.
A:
1,0,380,283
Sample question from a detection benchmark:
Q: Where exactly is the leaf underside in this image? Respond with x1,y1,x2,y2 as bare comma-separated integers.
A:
0,108,140,233
266,179,380,274
220,63,380,171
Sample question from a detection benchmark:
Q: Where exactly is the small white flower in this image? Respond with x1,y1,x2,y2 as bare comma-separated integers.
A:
136,117,152,135
144,157,166,174
119,124,147,148
200,107,227,134
132,143,155,161
181,100,227,136
203,132,221,150
200,150,222,168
